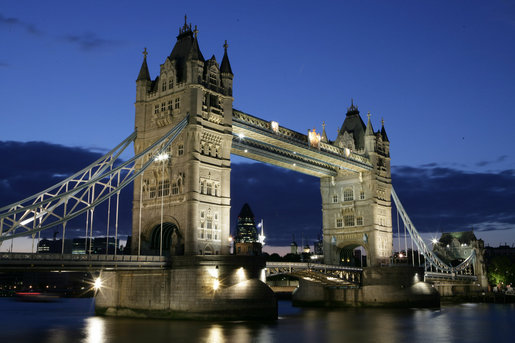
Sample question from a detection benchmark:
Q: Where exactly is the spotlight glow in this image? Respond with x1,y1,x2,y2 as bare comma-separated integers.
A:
213,279,220,291
237,267,245,282
93,277,103,291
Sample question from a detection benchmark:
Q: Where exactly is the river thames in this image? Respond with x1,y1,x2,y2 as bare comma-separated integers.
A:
0,298,513,343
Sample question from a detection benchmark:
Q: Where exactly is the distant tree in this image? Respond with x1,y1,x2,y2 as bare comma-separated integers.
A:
283,253,301,262
268,253,282,262
487,256,515,286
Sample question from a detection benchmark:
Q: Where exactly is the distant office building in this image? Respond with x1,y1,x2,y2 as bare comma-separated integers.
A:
234,203,262,256
290,237,298,255
37,237,120,255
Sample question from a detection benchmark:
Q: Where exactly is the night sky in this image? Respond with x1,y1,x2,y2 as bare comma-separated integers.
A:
1,1,514,251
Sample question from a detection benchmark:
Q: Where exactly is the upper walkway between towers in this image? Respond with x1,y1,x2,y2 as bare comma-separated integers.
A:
231,109,373,177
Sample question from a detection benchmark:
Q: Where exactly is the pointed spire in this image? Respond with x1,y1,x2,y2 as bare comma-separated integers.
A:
220,40,233,75
321,121,328,142
365,111,374,136
381,118,389,142
346,99,359,116
137,48,150,81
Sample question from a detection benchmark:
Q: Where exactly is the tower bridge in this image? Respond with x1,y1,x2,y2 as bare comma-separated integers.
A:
0,19,484,318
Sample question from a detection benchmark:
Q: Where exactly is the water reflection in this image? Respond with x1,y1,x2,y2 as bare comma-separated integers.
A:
1,299,513,343
84,317,106,343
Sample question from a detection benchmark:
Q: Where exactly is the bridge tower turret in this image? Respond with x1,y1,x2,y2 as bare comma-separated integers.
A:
321,102,392,267
132,19,233,256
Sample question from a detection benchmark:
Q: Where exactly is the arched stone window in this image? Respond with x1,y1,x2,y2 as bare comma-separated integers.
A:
343,188,354,201
344,214,355,227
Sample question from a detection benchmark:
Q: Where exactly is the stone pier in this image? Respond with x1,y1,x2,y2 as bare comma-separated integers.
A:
95,256,277,320
292,266,440,308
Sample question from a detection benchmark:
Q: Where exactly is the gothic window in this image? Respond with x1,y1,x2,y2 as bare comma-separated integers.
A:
357,216,364,226
209,74,217,86
332,195,338,203
168,80,173,89
360,191,365,200
200,181,205,194
344,215,355,227
158,180,170,197
174,98,180,109
167,100,173,111
149,186,156,199
161,82,166,92
161,102,166,112
343,188,354,201
214,213,218,220
207,183,212,195
214,232,218,241
178,145,184,155
171,182,179,195
200,210,205,219
207,218,212,229
154,104,159,114
200,142,205,155
214,184,219,197
336,218,343,228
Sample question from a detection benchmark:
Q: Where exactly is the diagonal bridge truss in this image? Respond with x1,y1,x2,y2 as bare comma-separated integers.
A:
391,187,476,278
0,116,189,249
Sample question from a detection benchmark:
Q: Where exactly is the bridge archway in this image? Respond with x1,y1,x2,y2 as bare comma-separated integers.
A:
149,222,184,256
339,244,367,267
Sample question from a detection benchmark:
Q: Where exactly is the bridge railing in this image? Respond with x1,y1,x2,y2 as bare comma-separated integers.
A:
0,252,166,263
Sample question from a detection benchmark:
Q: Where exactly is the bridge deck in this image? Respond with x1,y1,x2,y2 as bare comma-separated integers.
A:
0,253,167,271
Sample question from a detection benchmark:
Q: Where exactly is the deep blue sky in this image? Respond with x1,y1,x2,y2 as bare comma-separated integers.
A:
1,1,514,250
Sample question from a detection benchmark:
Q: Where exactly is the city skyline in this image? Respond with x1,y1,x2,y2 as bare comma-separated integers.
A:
1,1,514,252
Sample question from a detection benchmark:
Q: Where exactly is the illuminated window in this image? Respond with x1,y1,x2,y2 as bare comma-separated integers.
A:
357,216,363,226
332,195,338,203
360,191,365,200
344,215,355,227
343,188,354,201
336,218,343,228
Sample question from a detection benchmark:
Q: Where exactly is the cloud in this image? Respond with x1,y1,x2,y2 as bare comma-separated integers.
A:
0,13,42,35
475,155,509,167
392,165,515,235
63,32,122,51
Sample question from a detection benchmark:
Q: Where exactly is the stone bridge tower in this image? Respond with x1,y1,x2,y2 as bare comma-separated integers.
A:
321,102,392,267
132,19,233,256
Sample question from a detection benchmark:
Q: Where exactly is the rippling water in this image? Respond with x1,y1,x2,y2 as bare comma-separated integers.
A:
0,298,514,343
